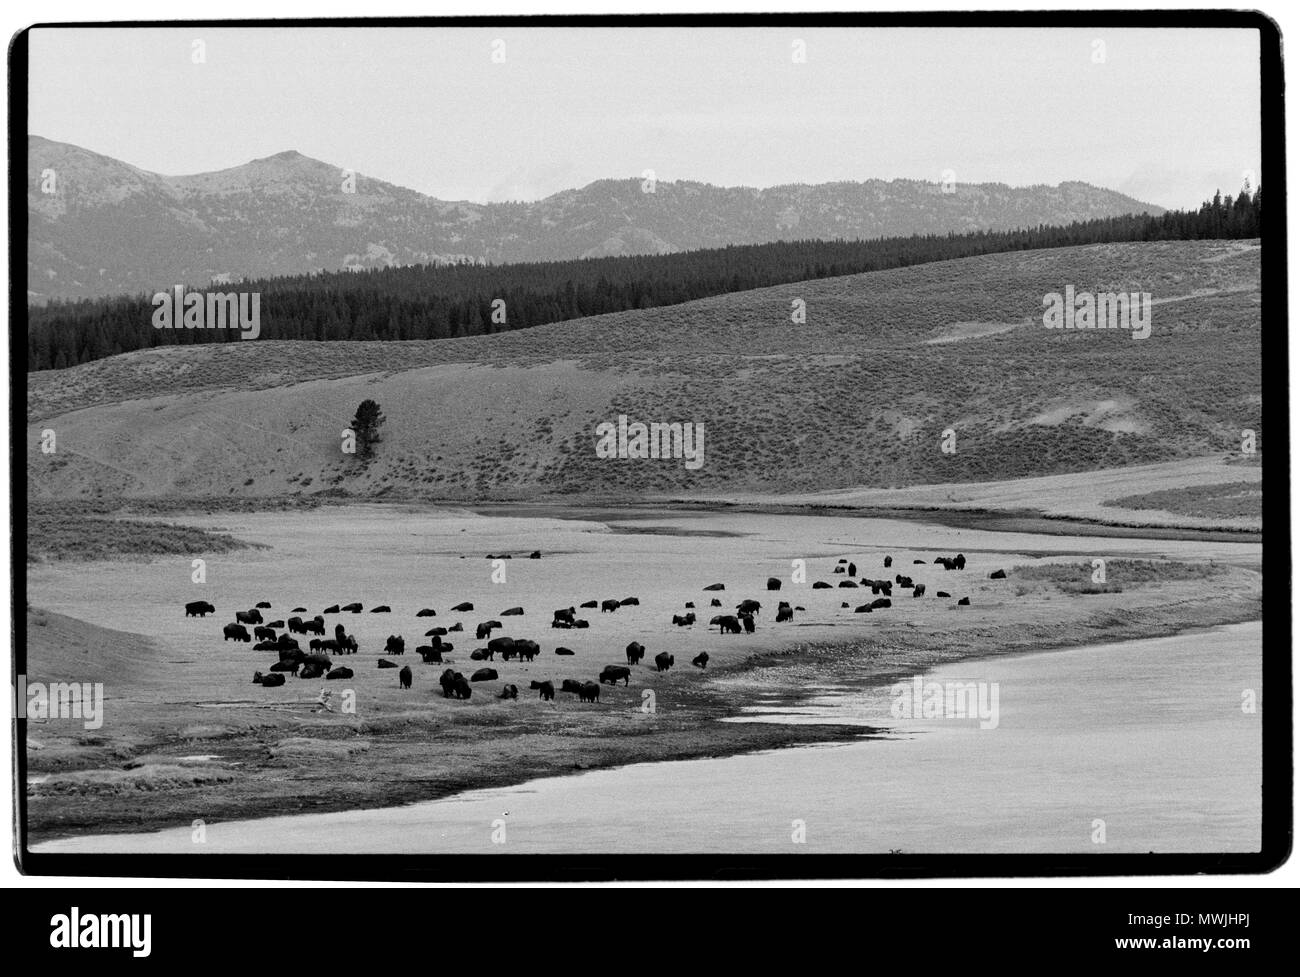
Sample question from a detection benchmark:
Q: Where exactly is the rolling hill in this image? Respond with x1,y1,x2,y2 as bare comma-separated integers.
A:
26,239,1260,501
28,135,1163,302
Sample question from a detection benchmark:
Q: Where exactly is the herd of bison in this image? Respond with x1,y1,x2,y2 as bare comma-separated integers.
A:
186,551,997,707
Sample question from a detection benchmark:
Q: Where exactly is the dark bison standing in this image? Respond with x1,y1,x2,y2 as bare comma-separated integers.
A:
884,556,893,568
399,666,413,690
418,645,445,663
776,605,794,623
740,614,756,634
625,642,647,665
553,607,576,626
254,625,277,641
955,554,966,570
513,639,540,663
385,635,405,656
531,680,555,701
578,682,600,703
302,617,326,636
476,621,499,640
601,599,621,614
766,577,782,591
913,584,927,598
561,680,584,694
655,652,675,672
185,601,215,618
440,669,471,699
737,599,761,617
692,652,709,669
672,613,695,627
600,665,631,686
847,562,857,577
223,623,251,642
488,636,516,659
235,609,263,625
711,615,742,634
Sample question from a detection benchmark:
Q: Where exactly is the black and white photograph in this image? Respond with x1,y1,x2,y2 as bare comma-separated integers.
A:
12,13,1284,884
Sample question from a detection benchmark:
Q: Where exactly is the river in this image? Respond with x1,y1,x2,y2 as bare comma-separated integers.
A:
34,621,1260,855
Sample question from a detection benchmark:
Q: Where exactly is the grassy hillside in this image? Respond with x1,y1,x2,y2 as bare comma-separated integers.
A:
26,239,1260,500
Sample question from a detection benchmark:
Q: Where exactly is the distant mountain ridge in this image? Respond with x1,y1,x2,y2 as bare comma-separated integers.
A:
27,135,1164,302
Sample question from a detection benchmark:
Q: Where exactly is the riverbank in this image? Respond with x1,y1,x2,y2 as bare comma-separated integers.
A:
25,578,1260,847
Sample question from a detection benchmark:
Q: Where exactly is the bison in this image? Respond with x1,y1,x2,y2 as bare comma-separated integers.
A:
370,605,391,613
417,608,437,617
990,569,1006,580
913,584,926,598
254,626,277,641
399,666,413,689
654,652,674,672
601,599,621,614
555,647,575,656
471,668,499,682
451,602,474,612
323,604,341,614
185,600,215,618
625,642,647,665
775,605,794,623
223,623,251,642
501,606,525,617
327,666,353,680
692,652,709,669
600,665,631,686
703,583,725,591
578,682,600,703
499,684,519,699
235,609,263,625
766,577,782,591
531,680,555,701
710,615,741,634
254,671,285,687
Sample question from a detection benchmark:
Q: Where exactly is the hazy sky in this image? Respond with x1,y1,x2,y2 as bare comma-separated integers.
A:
28,26,1262,208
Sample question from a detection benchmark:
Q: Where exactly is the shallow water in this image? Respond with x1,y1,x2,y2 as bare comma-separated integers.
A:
35,621,1260,855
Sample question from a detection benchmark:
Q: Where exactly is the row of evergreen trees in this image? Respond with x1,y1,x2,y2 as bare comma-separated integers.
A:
27,185,1260,371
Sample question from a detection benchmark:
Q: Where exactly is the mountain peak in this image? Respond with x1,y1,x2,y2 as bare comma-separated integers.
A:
27,137,1165,303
